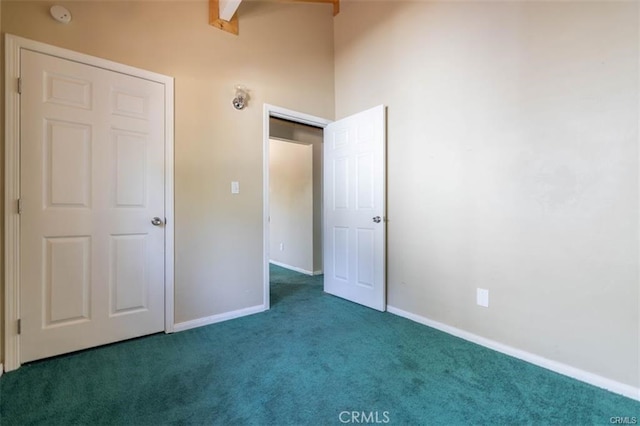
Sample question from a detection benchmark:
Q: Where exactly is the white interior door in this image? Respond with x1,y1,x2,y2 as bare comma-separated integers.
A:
20,50,166,363
323,105,386,311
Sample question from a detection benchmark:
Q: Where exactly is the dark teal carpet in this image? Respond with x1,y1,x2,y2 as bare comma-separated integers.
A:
1,264,638,425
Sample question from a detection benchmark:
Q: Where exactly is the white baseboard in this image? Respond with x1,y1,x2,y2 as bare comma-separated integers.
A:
269,260,315,276
173,304,266,333
387,305,640,402
313,270,323,276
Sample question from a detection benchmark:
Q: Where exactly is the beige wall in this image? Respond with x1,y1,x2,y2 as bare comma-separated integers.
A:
335,1,639,387
293,123,323,273
1,0,335,332
269,139,314,272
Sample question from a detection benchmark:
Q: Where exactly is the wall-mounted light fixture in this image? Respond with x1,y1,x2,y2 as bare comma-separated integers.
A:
50,5,72,24
232,85,249,110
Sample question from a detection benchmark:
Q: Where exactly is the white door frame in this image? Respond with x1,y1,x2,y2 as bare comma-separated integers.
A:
262,104,331,309
4,34,175,372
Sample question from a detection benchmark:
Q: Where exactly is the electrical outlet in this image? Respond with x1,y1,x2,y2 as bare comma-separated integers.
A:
477,288,489,308
279,243,284,251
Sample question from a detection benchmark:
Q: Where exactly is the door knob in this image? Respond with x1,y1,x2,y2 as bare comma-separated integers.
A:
151,217,163,226
373,216,381,223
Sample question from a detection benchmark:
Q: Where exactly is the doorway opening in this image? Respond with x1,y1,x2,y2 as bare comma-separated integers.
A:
269,118,323,276
262,105,331,309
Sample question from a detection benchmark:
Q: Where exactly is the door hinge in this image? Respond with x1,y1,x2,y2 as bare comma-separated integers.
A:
17,77,22,95
17,319,21,335
17,198,22,214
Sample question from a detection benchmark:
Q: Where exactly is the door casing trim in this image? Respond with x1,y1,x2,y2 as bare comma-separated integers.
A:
262,104,331,310
4,34,175,371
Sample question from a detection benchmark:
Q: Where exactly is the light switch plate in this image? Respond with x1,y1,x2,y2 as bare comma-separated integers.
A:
231,181,240,194
477,288,489,308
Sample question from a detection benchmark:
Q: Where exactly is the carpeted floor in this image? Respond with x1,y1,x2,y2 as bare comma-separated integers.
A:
0,264,638,425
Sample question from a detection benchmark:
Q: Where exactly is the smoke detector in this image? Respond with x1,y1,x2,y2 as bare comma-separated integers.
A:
50,5,72,24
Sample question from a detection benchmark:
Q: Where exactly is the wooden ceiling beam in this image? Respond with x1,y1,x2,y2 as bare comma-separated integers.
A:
209,0,339,36
209,0,239,35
